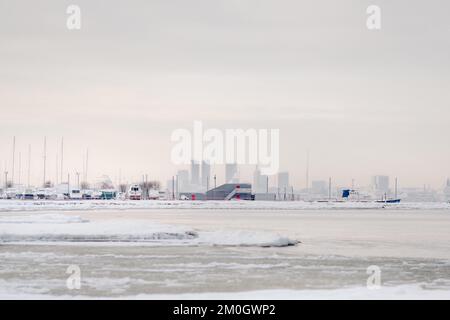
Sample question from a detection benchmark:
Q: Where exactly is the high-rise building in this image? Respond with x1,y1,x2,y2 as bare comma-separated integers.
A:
225,163,238,183
277,172,289,191
201,161,211,190
371,175,390,193
190,160,200,186
177,170,189,192
253,167,268,193
444,178,450,199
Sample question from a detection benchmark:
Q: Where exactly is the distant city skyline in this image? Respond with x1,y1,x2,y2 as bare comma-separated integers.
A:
1,135,450,190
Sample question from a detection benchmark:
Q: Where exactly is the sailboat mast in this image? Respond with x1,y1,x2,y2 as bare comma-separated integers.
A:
85,148,89,183
43,137,47,187
11,136,15,186
56,154,59,185
306,149,310,191
27,144,31,188
18,152,21,185
60,137,64,183
395,177,398,199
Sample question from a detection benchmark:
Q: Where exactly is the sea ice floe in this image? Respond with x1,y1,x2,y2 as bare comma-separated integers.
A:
0,214,298,247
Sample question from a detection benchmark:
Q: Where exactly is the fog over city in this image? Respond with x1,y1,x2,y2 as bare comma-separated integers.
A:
1,0,449,188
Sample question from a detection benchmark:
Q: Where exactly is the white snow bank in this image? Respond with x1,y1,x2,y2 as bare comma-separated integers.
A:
131,284,450,300
197,230,298,247
0,213,88,224
0,214,298,247
1,284,449,300
0,199,449,212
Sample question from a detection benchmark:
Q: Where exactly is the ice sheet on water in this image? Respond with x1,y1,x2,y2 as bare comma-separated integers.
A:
0,213,88,224
1,283,449,300
196,230,298,247
0,219,197,243
0,214,298,247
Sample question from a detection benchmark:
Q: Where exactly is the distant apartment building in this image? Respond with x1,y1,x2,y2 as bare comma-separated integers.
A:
177,170,189,192
190,161,200,186
201,161,211,190
277,172,289,191
225,163,238,183
371,175,390,194
444,178,450,200
253,167,268,193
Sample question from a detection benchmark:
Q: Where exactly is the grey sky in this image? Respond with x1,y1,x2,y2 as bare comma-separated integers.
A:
0,0,449,188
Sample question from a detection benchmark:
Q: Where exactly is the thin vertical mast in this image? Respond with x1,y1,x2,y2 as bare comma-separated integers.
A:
306,149,309,191
328,177,332,201
82,152,86,183
11,136,15,186
60,137,64,183
56,154,59,185
27,144,31,188
43,137,47,187
395,177,398,199
85,148,89,183
18,152,21,186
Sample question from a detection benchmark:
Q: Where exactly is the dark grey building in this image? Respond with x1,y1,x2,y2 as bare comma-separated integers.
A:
206,183,252,200
180,183,253,200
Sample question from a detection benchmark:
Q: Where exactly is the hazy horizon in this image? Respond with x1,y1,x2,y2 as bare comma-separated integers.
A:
1,0,449,188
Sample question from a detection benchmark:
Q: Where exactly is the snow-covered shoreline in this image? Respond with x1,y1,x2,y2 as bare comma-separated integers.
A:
0,199,449,212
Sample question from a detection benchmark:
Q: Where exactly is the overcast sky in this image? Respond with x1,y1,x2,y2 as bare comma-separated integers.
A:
0,0,449,188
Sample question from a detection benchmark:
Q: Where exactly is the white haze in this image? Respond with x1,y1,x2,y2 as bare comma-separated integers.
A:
0,0,449,188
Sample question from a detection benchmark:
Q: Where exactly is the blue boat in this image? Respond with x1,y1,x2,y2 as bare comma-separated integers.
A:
376,198,401,203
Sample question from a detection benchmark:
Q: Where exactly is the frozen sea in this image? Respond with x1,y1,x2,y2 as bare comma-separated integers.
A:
1,200,450,299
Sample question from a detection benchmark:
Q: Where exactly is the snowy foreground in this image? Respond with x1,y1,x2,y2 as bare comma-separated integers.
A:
1,205,450,299
0,199,449,212
1,284,448,300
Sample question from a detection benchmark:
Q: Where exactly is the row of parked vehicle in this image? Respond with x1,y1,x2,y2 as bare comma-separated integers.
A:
1,184,164,201
1,188,118,200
